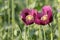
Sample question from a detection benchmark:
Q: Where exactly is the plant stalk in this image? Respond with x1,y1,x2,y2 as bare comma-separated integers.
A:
12,0,15,40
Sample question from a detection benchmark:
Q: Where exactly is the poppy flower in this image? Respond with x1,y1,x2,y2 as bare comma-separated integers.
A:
35,6,53,25
20,9,38,25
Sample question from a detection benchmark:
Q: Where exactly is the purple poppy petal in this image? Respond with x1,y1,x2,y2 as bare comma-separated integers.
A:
20,9,30,17
35,6,53,25
30,9,38,16
42,6,52,14
42,6,52,17
41,5,53,24
35,15,49,25
40,19,49,25
35,11,53,25
20,9,31,25
34,13,42,24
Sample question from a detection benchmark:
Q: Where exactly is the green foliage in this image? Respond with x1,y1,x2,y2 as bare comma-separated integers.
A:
0,0,60,40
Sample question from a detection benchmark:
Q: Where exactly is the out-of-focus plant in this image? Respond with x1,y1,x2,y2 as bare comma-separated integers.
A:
0,0,59,40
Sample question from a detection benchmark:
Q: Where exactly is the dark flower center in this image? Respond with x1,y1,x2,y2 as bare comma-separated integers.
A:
41,14,48,21
25,13,29,16
26,15,34,21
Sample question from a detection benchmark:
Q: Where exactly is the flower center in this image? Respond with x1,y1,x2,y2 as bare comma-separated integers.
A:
41,15,48,21
26,15,34,20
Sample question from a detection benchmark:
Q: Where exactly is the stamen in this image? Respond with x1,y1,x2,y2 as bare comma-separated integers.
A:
41,15,48,21
26,15,34,20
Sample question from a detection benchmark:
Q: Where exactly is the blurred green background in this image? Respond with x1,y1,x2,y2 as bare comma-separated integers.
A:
0,0,60,40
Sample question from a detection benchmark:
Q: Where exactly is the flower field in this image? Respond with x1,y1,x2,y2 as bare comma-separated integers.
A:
0,0,60,40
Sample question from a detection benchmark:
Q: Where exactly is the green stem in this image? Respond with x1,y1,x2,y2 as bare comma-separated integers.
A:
42,26,46,40
12,0,15,40
2,4,5,40
58,26,60,40
27,25,32,40
49,24,53,40
7,0,10,23
7,0,10,25
24,25,27,40
19,26,23,40
58,20,60,40
7,0,10,40
39,25,42,40
51,29,53,40
28,25,29,40
43,29,46,40
57,2,60,40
